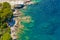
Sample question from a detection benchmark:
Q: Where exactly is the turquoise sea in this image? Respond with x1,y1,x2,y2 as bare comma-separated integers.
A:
18,0,60,40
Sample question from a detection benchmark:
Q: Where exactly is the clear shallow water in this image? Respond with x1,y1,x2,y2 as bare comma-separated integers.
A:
31,0,42,2
18,0,60,40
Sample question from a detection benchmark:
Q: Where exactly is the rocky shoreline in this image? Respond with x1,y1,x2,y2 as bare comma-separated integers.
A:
6,0,36,40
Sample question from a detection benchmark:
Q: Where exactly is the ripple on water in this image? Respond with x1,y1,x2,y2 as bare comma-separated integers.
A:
18,0,60,40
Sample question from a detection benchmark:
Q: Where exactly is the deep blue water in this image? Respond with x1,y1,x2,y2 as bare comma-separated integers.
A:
18,0,60,40
8,18,15,27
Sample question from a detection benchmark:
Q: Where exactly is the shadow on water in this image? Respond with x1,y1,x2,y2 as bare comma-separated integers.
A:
7,18,15,27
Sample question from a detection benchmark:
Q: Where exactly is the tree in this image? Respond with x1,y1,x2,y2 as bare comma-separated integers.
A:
0,3,2,8
2,32,11,40
0,2,13,22
3,8,13,21
3,23,7,28
0,2,13,40
2,2,11,9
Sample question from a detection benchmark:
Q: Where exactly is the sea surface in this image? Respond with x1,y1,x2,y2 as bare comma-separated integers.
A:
18,0,60,40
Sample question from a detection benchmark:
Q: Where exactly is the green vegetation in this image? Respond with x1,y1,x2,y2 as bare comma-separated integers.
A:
0,2,13,40
2,32,11,40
